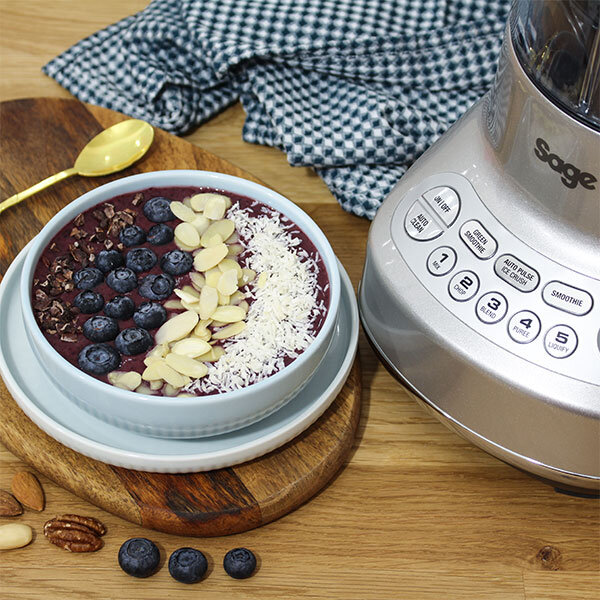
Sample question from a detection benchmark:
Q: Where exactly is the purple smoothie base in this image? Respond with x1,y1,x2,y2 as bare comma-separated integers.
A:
31,186,330,395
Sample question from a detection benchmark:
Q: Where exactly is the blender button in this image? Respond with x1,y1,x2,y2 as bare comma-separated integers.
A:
404,200,443,241
426,246,457,276
448,270,479,301
544,325,578,358
542,281,593,316
422,186,460,226
507,310,541,344
494,254,539,292
459,220,497,259
476,292,508,324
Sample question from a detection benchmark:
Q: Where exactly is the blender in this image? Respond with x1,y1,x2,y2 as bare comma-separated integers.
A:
359,0,600,493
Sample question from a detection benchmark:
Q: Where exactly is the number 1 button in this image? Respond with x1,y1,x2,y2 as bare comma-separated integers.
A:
508,310,541,344
427,246,457,276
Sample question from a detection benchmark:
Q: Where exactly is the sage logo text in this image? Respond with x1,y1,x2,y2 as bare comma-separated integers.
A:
534,138,597,190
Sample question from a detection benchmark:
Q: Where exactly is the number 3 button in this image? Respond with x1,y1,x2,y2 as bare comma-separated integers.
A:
476,292,508,324
544,325,578,358
508,310,541,344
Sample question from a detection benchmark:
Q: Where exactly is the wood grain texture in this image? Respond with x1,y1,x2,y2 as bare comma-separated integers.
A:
0,3,598,599
0,98,361,537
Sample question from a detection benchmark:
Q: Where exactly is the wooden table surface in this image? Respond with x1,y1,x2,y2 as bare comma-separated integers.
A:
0,2,598,599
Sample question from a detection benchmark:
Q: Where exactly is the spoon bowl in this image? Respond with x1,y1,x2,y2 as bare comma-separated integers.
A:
0,119,154,215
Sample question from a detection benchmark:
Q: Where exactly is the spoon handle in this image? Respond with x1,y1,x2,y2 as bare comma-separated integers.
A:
0,167,78,215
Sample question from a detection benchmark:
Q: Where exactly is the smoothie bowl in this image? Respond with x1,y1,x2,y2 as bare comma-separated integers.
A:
20,171,340,438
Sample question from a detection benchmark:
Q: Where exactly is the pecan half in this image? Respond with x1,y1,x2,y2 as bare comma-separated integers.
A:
44,514,106,552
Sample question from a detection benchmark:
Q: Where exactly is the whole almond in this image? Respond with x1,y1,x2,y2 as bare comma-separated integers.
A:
0,490,23,517
11,471,45,511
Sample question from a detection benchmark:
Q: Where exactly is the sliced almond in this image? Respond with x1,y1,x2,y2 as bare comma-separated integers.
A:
108,371,142,391
230,290,246,305
211,305,246,323
170,338,212,358
257,272,269,288
240,268,256,285
203,219,235,244
162,383,181,397
225,231,239,244
227,243,244,257
193,243,228,272
181,299,201,313
155,310,199,345
142,361,165,381
165,353,209,378
189,271,206,291
183,197,193,208
190,214,210,235
218,258,243,277
204,195,227,220
164,299,184,310
174,222,200,248
200,232,223,248
238,300,250,314
155,361,188,388
199,285,218,320
211,320,228,328
135,383,157,395
149,379,164,391
197,345,225,362
212,321,246,340
189,192,229,212
204,268,221,288
175,238,197,252
193,327,212,342
170,201,196,222
174,288,200,304
217,269,239,296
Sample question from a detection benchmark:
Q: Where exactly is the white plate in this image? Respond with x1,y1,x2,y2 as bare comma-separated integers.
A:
0,245,358,472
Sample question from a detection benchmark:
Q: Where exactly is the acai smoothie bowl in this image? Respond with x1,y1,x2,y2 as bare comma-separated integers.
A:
20,171,341,438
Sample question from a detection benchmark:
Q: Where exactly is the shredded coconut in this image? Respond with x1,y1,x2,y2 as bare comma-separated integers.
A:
185,202,327,394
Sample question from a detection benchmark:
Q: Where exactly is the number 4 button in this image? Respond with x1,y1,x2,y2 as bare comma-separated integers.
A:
508,310,541,344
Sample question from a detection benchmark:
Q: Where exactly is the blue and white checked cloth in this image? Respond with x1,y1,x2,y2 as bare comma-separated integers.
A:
43,0,511,219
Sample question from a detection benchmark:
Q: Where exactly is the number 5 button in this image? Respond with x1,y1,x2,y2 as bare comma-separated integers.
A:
544,325,578,358
508,310,541,344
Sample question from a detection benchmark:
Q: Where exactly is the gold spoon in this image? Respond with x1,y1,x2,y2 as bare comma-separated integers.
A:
0,119,154,215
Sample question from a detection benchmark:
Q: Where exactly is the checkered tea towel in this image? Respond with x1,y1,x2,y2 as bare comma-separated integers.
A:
43,0,511,219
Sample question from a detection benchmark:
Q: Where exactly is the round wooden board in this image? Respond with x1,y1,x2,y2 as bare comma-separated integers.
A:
0,98,361,537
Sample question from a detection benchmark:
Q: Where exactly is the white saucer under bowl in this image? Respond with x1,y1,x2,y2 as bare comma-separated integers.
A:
0,246,358,473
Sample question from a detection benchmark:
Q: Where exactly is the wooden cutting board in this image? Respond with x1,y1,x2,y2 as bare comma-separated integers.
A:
0,98,361,536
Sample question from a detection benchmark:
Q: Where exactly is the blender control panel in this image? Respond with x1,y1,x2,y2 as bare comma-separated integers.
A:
391,172,599,386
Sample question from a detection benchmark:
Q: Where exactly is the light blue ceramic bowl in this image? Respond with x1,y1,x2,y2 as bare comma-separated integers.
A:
20,170,341,438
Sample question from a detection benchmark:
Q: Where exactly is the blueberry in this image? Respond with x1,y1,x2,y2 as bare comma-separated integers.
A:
96,249,124,273
139,273,174,301
125,247,157,273
83,315,119,342
78,343,120,375
223,548,257,579
73,267,104,290
104,296,135,320
147,223,174,246
133,302,167,330
168,548,208,584
119,225,146,247
73,290,104,314
160,250,193,276
143,197,174,223
118,538,160,578
106,268,138,293
115,327,153,355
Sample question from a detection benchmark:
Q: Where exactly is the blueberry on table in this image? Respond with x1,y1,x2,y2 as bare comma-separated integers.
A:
115,327,153,355
119,225,146,247
73,267,104,290
106,268,138,293
73,290,104,314
104,295,135,320
96,249,124,273
139,273,175,300
143,197,174,223
78,343,120,375
125,247,158,273
168,548,208,584
133,302,167,330
223,548,257,579
118,538,160,578
160,249,193,275
147,223,174,245
83,315,120,342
